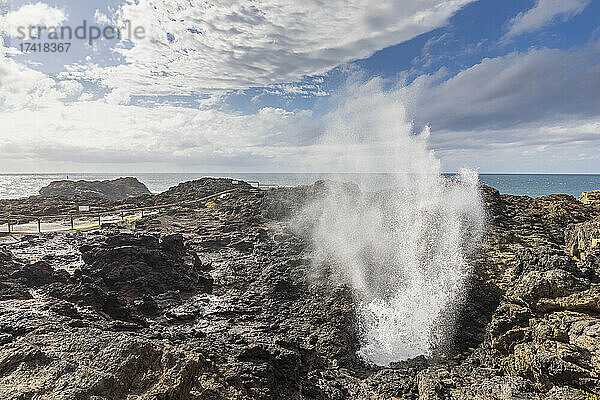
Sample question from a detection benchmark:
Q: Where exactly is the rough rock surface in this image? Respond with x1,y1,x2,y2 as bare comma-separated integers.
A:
1,178,600,399
414,186,600,399
580,190,600,207
566,219,600,261
39,177,151,201
152,177,253,205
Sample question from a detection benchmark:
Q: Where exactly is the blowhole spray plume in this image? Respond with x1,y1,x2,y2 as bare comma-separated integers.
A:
298,77,485,366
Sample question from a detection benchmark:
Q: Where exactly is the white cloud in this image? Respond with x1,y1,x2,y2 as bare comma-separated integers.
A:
1,0,479,171
57,80,84,99
2,1,599,173
504,0,590,39
3,50,600,174
0,49,59,110
434,120,600,173
0,97,318,171
413,42,600,132
64,0,476,97
0,2,67,38
93,9,111,25
0,3,69,109
406,41,600,172
5,41,600,173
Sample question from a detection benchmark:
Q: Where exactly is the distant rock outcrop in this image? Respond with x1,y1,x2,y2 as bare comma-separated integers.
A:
0,177,250,217
39,177,151,201
152,177,252,205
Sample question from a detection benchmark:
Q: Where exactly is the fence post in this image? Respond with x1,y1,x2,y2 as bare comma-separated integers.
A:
141,210,144,218
7,216,10,233
98,215,101,227
71,216,74,229
37,218,41,233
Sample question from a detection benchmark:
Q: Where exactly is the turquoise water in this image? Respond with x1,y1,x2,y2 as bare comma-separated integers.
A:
0,173,599,200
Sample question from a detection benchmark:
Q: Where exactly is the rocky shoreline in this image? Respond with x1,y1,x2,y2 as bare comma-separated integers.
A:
0,178,599,399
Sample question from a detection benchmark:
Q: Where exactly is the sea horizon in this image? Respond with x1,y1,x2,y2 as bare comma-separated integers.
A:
2,172,600,200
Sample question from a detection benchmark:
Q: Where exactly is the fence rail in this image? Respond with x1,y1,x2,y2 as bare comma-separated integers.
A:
254,184,295,189
0,188,238,234
0,180,295,235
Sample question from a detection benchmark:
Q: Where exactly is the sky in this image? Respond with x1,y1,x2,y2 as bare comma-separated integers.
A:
0,0,599,173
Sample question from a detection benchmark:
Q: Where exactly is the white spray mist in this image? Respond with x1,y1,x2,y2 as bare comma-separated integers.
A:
301,77,485,366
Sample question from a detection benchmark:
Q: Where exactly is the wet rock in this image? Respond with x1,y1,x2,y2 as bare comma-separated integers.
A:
0,250,12,264
0,252,63,300
0,282,31,301
2,179,600,399
79,233,211,298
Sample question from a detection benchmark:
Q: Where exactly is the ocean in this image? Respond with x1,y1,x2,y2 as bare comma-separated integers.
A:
0,173,599,200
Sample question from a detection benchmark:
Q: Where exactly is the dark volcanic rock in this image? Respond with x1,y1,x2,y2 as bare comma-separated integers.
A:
2,179,600,399
415,186,600,399
0,250,32,300
78,233,211,298
0,176,254,217
0,193,112,217
10,260,69,286
41,233,214,323
39,177,151,201
153,177,253,205
0,250,69,300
